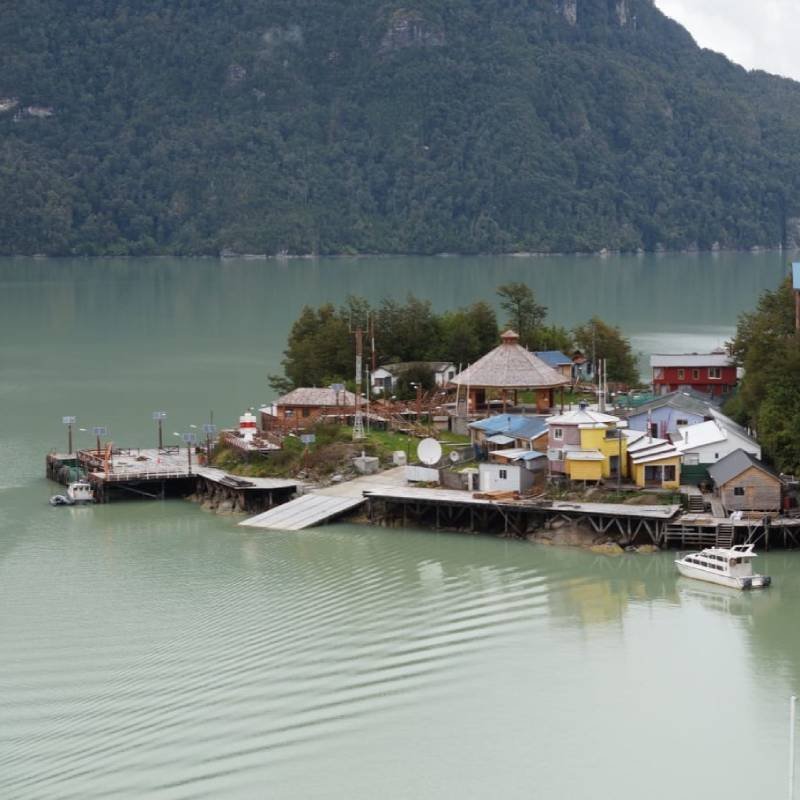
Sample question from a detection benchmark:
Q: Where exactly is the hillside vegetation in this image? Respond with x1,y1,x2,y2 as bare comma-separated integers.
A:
4,0,800,256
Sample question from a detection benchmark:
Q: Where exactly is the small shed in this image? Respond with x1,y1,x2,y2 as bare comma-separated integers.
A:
707,450,782,513
478,462,536,494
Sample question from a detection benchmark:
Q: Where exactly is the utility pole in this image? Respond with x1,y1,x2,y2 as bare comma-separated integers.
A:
353,328,365,441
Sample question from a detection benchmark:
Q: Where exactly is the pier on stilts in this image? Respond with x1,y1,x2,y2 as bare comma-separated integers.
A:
47,449,300,512
363,487,681,546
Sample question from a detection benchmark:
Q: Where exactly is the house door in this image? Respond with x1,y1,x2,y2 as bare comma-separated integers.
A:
644,465,662,487
609,455,620,479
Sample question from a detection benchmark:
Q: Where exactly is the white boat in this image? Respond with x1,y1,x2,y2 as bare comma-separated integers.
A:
675,544,771,590
49,480,95,506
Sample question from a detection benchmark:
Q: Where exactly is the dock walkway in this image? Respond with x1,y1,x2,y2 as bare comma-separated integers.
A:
239,467,407,531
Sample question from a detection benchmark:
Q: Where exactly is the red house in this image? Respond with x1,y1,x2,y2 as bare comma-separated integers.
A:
650,352,737,397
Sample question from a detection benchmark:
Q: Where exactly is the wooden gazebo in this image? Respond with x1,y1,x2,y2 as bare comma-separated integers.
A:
451,330,569,413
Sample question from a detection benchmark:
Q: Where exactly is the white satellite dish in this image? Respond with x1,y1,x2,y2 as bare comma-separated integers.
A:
449,450,461,463
417,438,443,466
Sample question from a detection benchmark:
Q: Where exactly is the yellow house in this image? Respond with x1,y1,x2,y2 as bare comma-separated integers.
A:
626,433,682,489
547,405,628,484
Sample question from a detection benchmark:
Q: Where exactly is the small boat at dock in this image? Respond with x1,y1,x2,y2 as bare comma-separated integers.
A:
50,480,95,506
675,543,771,590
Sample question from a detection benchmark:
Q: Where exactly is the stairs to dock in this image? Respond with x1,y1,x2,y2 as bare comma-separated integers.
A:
687,495,705,513
715,523,734,549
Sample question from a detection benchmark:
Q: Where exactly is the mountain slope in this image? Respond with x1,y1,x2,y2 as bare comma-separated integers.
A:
2,0,800,255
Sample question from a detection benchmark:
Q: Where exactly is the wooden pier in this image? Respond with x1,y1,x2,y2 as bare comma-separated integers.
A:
363,486,681,545
47,449,300,511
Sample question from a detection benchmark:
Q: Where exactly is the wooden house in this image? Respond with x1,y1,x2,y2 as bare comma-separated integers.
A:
262,386,356,429
534,351,573,381
371,361,456,395
707,450,782,513
622,390,717,438
452,330,569,413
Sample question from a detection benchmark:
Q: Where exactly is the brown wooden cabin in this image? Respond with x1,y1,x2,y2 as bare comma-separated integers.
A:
707,449,782,514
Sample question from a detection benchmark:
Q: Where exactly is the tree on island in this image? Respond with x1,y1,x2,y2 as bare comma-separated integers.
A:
572,317,639,385
496,282,548,348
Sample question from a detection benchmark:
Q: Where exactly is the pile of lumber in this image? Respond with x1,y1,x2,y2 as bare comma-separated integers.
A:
472,489,520,502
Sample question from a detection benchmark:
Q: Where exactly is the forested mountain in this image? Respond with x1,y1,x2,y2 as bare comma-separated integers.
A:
3,0,800,256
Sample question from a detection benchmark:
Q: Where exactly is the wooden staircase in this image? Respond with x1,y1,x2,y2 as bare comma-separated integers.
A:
715,523,734,549
687,494,705,513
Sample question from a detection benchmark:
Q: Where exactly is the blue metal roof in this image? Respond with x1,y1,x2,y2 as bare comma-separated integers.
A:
469,414,547,439
793,262,800,291
534,350,572,367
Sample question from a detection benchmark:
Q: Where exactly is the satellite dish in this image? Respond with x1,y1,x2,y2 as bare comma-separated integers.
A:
417,438,442,466
449,450,461,463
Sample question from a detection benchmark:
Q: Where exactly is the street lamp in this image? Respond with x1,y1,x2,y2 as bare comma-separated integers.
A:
62,416,76,455
152,411,167,450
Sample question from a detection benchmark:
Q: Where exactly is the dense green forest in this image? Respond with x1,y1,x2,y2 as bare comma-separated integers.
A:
4,0,800,256
727,277,800,474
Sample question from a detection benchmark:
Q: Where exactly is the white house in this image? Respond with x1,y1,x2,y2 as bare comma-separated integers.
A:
478,462,537,493
675,412,761,466
370,362,456,395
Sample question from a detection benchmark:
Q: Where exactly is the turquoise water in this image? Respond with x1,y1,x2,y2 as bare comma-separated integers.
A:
1,254,797,799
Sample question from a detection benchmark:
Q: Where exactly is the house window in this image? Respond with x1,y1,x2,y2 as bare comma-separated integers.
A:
664,465,676,482
499,469,508,479
734,487,745,496
676,418,688,427
284,409,294,417
653,368,664,379
677,369,685,380
302,408,310,418
553,428,563,440
692,369,700,380
709,367,721,379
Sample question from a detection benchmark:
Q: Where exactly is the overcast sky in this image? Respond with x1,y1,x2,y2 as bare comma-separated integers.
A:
655,0,800,82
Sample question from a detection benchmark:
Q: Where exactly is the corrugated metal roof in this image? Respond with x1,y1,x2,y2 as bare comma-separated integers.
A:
486,434,515,445
621,390,718,419
650,353,732,368
469,414,547,440
381,361,454,374
547,408,620,426
534,350,572,367
707,449,780,486
675,420,726,450
566,450,605,461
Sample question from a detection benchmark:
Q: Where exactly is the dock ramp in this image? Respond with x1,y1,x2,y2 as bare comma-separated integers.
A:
239,493,366,531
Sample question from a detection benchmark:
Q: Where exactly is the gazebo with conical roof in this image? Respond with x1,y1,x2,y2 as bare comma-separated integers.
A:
451,330,569,413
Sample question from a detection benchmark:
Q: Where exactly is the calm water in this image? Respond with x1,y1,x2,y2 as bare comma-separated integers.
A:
1,253,798,799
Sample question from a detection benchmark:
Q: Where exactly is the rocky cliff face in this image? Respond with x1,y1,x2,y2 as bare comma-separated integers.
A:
379,10,445,54
554,0,633,27
554,0,578,26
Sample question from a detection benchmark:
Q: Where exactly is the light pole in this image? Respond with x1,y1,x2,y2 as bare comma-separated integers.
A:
92,426,107,455
203,423,217,462
62,416,76,455
181,432,196,473
152,411,167,450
